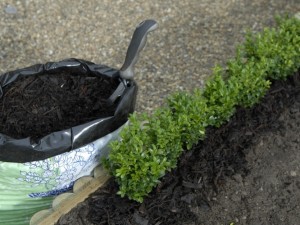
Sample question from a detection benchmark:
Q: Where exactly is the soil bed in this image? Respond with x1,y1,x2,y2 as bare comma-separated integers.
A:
0,72,118,139
57,71,300,225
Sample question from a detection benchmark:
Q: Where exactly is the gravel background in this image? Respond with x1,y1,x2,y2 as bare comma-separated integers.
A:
0,0,299,113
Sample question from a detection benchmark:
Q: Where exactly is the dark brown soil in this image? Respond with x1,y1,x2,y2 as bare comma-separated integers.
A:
57,71,300,225
0,72,118,139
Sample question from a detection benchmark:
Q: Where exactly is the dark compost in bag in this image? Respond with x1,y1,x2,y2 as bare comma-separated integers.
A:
0,20,158,225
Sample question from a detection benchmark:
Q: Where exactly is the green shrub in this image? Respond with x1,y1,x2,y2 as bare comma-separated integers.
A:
103,108,182,202
227,59,271,107
202,65,237,127
104,15,300,202
167,88,207,149
243,16,300,80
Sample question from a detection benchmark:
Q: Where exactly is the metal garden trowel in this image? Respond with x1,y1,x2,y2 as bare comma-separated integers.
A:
108,19,158,105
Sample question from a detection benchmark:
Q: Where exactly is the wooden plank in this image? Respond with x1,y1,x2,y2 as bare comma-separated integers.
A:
30,166,110,225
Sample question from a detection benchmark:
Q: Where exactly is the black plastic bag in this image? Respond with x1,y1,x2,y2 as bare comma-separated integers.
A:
0,19,158,163
0,58,138,163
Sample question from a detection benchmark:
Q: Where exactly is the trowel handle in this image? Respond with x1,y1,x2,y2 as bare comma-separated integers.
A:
120,19,158,80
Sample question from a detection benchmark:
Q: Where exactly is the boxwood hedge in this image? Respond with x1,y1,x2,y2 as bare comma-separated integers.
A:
103,15,300,202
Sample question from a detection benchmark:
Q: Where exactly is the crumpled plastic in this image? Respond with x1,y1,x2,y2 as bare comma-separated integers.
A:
0,58,137,163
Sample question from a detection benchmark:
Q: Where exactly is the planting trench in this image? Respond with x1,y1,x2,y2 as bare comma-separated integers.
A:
32,71,300,225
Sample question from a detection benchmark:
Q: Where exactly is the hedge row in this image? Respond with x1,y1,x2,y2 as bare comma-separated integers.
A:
103,15,300,202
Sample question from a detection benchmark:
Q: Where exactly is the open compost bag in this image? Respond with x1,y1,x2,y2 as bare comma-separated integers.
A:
0,19,157,225
0,58,137,225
